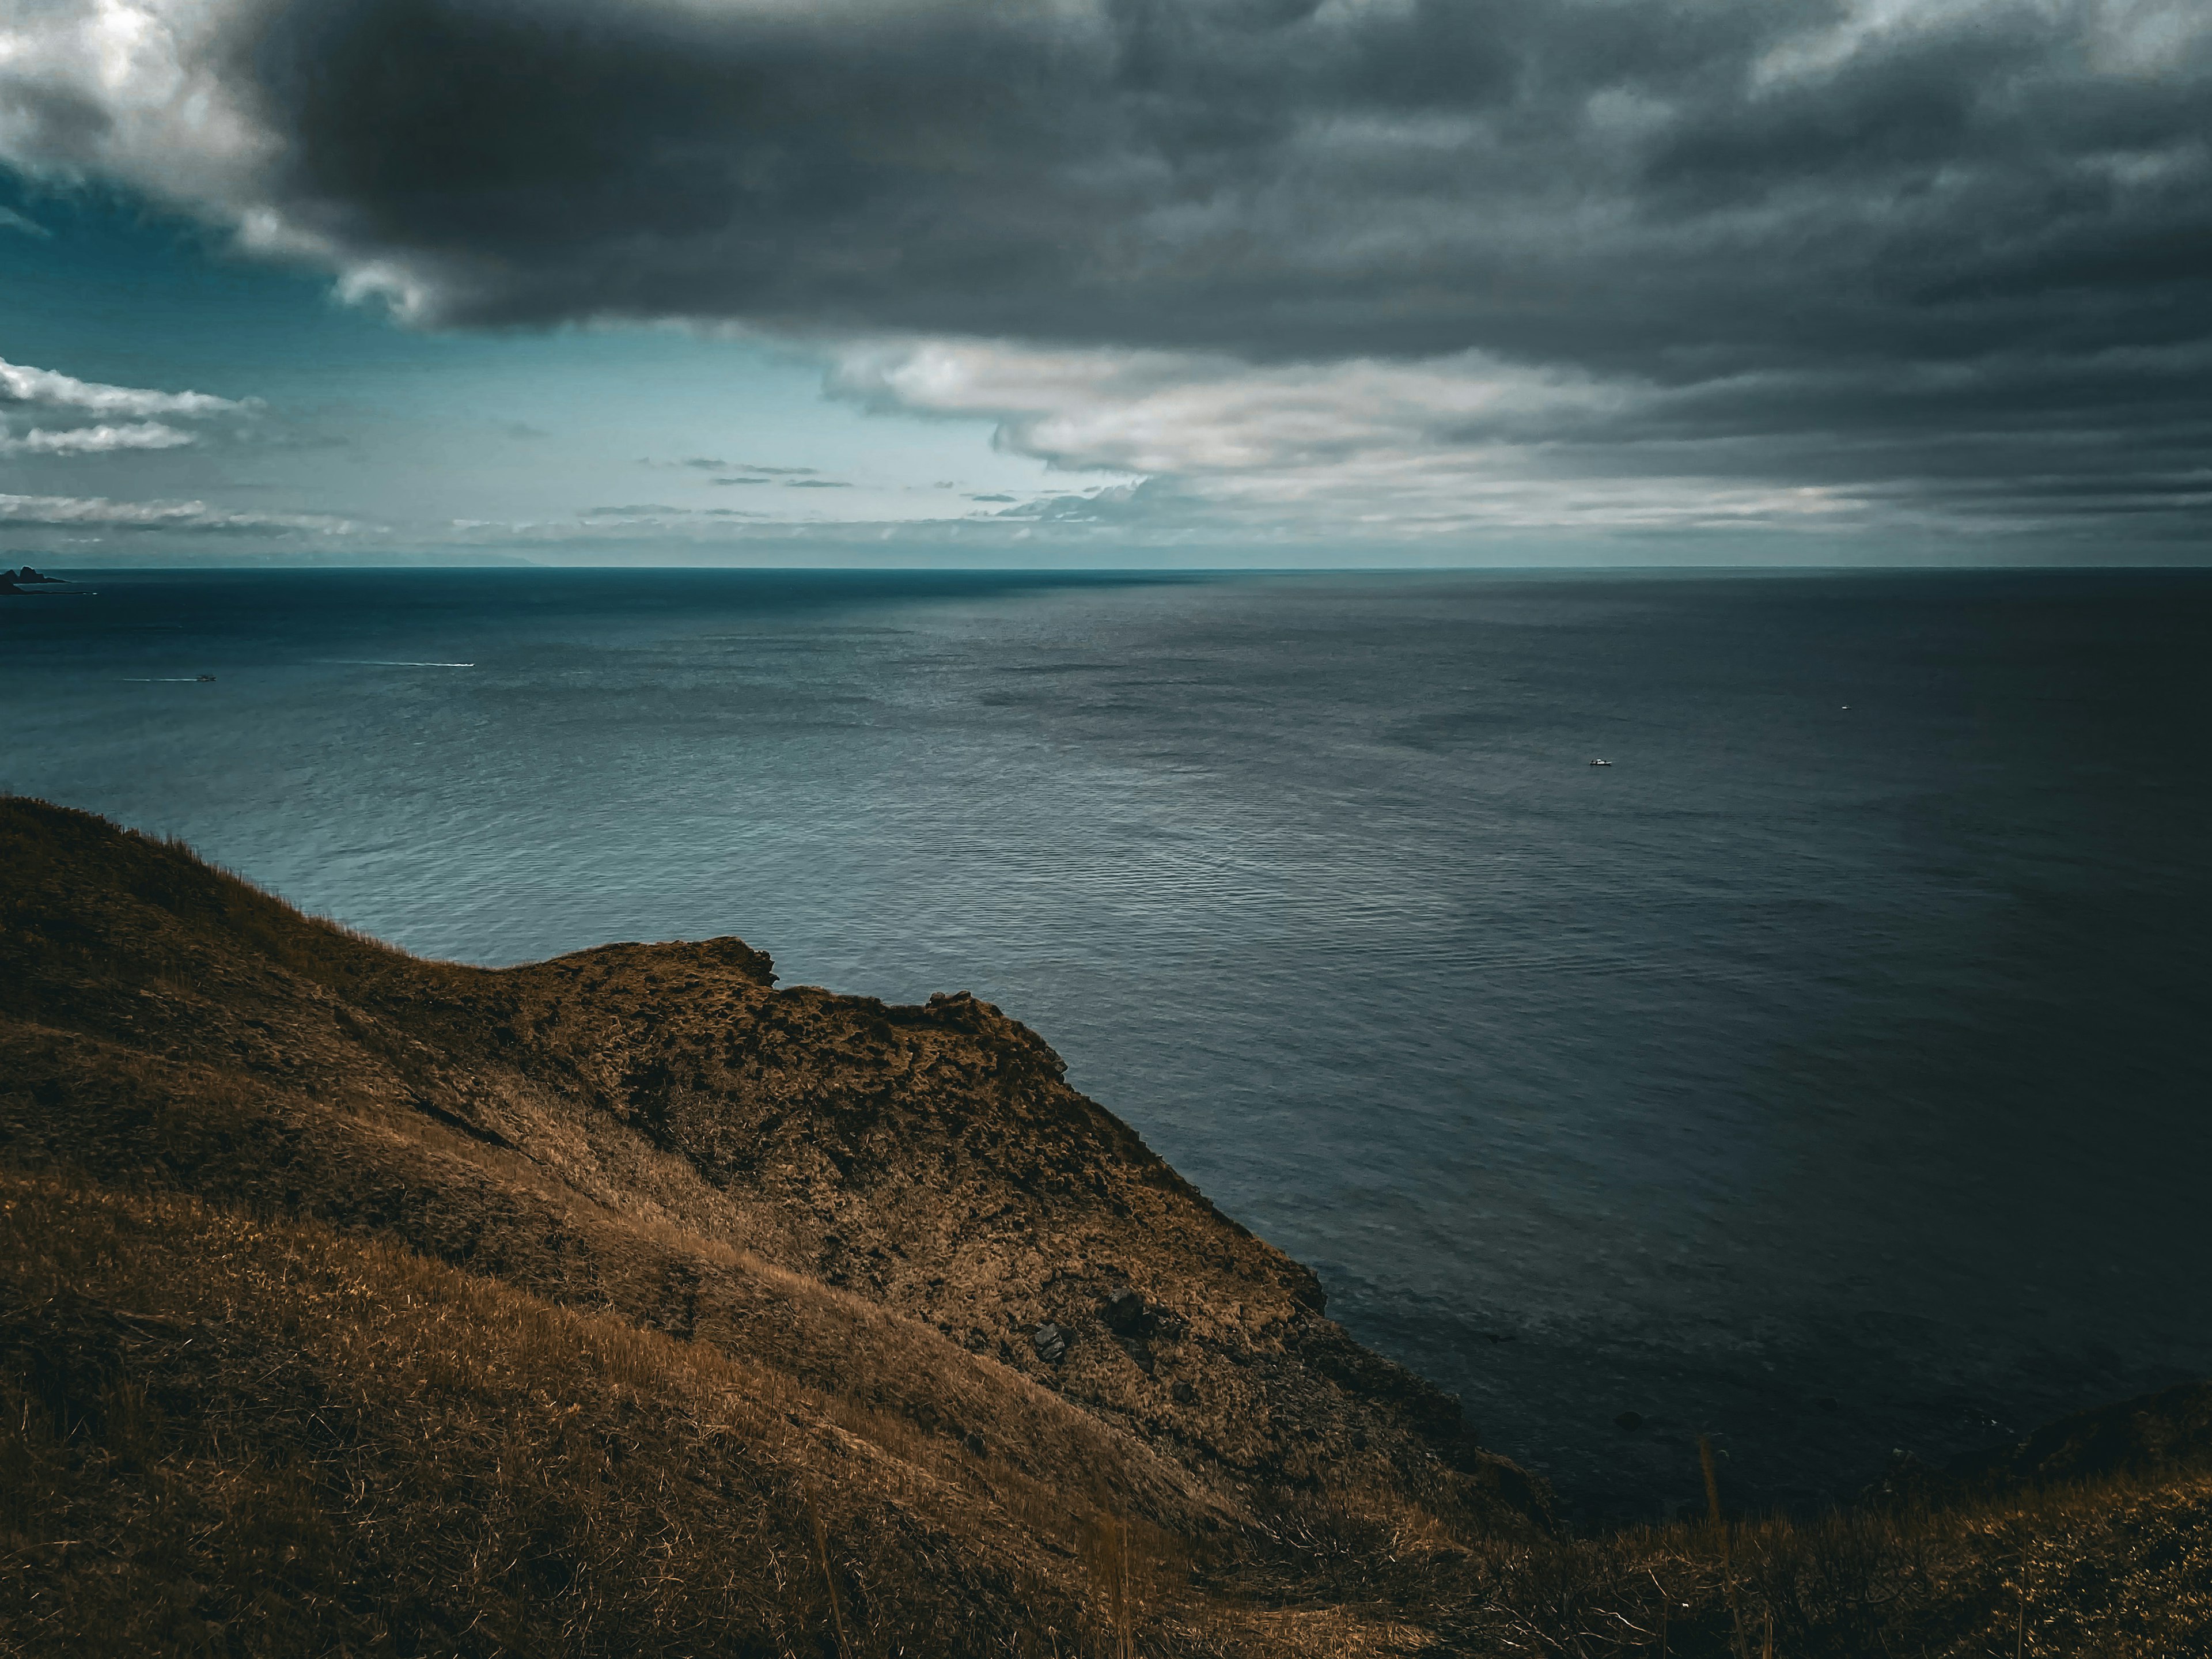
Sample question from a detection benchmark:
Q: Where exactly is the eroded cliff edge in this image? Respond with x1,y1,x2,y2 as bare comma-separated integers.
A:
0,796,1544,1654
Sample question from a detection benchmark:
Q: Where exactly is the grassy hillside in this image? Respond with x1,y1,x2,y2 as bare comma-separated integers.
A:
4,796,2207,1654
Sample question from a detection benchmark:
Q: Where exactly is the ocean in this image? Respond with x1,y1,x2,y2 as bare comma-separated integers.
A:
5,565,2207,1517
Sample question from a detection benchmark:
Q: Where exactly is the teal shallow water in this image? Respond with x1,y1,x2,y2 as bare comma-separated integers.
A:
6,566,2207,1516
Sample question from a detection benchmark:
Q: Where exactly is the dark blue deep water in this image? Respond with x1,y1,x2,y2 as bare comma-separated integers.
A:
5,566,2208,1516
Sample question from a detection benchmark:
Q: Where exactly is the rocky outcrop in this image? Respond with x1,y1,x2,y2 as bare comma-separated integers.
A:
0,795,1546,1538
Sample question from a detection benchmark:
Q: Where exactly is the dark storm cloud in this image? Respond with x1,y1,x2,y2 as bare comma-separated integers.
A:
4,0,2209,539
200,1,2204,361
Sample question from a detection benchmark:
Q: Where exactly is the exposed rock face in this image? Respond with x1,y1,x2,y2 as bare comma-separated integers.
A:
0,796,1545,1535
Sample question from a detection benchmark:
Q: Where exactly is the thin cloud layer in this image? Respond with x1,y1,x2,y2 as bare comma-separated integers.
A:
0,421,197,454
0,356,254,459
0,491,353,533
1,358,246,420
3,0,2209,545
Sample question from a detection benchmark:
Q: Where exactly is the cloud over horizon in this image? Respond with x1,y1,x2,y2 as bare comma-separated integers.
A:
0,357,246,420
0,420,197,455
0,490,354,535
0,355,255,460
2,0,2208,549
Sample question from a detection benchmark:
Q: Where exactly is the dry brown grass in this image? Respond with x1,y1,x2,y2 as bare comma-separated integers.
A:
2,1166,1078,1656
0,1167,1441,1658
1381,1466,2212,1656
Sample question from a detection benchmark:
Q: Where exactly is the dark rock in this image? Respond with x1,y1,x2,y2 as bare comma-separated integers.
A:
1102,1287,1154,1338
963,1431,986,1457
1031,1322,1067,1364
1171,1380,1197,1406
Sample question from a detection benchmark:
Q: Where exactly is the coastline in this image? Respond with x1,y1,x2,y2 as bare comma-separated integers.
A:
5,793,2209,1653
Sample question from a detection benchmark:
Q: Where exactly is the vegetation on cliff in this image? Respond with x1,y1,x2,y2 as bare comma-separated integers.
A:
3,796,2206,1654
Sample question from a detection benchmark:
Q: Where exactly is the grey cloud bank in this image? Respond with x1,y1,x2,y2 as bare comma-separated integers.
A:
2,0,2207,552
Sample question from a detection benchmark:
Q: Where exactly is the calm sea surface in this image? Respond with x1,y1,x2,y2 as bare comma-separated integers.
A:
5,567,2207,1516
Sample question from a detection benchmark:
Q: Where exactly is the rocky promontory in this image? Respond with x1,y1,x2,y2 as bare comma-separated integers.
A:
3,795,2205,1657
0,796,1541,1656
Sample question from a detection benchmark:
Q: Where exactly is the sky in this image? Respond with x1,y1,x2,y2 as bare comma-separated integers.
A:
1,0,2208,566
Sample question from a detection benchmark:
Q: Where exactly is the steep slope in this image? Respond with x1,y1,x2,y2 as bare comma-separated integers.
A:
4,1172,1086,1656
0,796,1541,1656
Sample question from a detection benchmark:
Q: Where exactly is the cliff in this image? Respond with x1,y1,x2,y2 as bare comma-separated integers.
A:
5,796,2206,1657
0,796,1538,1657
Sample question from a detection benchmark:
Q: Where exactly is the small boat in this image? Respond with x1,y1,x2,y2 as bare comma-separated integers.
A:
1589,757,1611,767
196,674,216,683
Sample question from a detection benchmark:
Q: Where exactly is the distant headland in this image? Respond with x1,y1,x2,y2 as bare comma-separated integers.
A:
0,565,64,594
